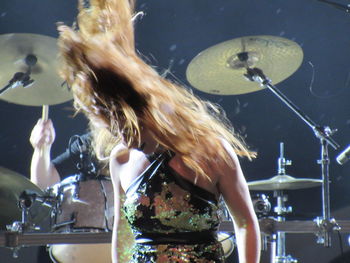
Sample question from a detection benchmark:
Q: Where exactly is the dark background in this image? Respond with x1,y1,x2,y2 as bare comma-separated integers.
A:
0,0,350,262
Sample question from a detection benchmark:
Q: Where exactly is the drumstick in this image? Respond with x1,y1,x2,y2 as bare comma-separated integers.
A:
42,104,49,121
40,104,49,155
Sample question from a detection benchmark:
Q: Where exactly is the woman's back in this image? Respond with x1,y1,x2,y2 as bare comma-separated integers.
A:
122,151,225,262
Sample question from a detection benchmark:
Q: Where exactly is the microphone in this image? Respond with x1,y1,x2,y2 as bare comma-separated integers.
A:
336,145,350,165
76,136,96,176
318,0,350,13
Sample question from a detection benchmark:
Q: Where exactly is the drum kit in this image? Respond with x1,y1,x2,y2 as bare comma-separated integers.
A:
0,33,71,106
185,35,349,263
0,32,74,234
0,33,117,263
0,30,348,263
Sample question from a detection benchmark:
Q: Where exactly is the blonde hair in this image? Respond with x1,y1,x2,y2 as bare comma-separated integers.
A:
58,0,255,178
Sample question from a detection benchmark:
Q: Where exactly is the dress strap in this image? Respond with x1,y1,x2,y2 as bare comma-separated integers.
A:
125,151,171,196
146,150,175,163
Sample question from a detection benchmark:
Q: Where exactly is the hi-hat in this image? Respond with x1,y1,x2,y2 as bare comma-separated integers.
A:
0,33,72,106
0,166,49,229
186,35,303,95
248,175,322,191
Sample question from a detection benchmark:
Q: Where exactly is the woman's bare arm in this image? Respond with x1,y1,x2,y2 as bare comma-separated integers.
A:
109,143,130,263
217,141,261,263
30,119,60,189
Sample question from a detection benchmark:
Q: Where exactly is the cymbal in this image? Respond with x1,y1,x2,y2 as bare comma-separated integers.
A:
0,166,49,230
248,175,322,191
0,33,72,106
186,35,303,95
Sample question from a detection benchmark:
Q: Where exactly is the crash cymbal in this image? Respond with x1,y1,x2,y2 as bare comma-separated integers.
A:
248,175,322,191
0,33,72,106
186,35,303,95
0,166,49,230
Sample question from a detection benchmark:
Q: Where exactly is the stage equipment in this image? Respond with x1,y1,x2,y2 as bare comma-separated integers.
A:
49,175,114,232
256,143,300,263
248,175,322,191
0,167,49,231
318,0,350,13
336,144,350,165
187,35,342,261
0,33,72,106
186,35,303,95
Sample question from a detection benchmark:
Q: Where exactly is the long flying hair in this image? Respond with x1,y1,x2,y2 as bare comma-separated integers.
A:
58,0,255,179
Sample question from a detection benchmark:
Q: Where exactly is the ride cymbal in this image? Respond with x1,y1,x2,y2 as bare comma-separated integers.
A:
0,33,72,106
248,175,322,191
186,35,303,95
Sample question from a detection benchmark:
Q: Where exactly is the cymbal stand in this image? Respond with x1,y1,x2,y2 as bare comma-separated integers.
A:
273,142,297,263
244,67,340,247
5,191,40,258
6,190,55,234
6,191,39,234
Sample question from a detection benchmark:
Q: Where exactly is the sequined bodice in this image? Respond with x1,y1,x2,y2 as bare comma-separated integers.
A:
123,151,225,263
124,151,220,235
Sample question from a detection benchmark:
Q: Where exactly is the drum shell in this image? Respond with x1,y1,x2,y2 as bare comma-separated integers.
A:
48,175,135,262
51,176,114,232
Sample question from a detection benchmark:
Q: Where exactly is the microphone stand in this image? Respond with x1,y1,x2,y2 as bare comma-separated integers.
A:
0,54,36,95
244,67,340,247
318,0,350,13
0,72,34,95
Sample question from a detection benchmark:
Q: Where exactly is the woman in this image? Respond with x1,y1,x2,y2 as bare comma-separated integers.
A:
29,119,134,263
57,0,261,262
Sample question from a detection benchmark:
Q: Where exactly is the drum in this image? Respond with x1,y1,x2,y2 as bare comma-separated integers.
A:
217,197,235,258
49,175,114,232
49,243,112,263
49,175,113,263
217,232,235,258
48,175,135,263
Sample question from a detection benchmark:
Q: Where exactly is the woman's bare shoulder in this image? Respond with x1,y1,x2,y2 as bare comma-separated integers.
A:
110,144,149,166
110,143,130,165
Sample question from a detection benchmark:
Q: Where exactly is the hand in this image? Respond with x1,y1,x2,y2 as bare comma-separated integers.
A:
30,118,56,150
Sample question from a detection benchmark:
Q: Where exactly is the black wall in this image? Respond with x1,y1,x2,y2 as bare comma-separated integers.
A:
1,1,350,262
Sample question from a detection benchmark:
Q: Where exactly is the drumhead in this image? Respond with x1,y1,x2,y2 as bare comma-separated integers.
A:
50,244,112,263
217,232,235,258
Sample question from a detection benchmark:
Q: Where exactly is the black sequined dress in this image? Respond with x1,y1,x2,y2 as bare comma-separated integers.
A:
123,151,225,263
